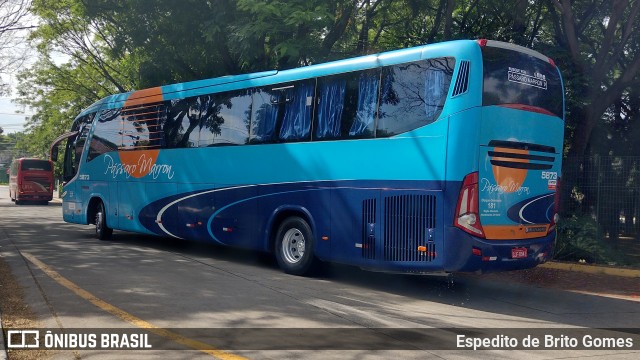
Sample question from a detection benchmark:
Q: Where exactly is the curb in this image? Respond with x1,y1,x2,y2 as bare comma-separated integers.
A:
540,261,640,278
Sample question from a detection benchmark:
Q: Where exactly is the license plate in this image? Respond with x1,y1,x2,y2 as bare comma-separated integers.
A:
511,247,528,259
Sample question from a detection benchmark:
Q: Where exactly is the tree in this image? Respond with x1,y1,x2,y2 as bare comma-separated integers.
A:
0,0,33,95
547,0,640,212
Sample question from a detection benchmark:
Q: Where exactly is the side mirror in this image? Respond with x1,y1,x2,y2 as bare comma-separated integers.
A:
49,131,78,163
51,146,59,162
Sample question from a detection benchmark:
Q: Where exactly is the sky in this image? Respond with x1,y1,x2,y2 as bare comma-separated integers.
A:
0,3,38,135
0,96,31,134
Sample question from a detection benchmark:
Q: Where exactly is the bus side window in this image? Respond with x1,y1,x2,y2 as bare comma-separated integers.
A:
250,80,314,144
121,102,164,150
314,69,379,141
88,109,121,161
348,70,380,138
377,57,455,137
249,87,278,143
277,80,314,142
162,97,203,148
199,89,252,146
315,76,346,140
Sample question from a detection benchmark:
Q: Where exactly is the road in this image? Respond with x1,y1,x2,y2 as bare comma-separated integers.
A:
0,185,639,359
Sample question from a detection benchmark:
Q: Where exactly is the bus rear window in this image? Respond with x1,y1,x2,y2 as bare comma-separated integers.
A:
21,160,52,171
482,46,563,118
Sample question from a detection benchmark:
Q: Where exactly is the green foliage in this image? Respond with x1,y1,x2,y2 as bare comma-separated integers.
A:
555,214,602,263
554,214,631,265
233,0,334,69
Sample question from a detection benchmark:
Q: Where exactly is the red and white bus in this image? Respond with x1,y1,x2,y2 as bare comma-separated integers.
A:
9,158,54,205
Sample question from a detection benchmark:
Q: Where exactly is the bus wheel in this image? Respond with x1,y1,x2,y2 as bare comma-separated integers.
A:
275,217,317,276
95,202,113,240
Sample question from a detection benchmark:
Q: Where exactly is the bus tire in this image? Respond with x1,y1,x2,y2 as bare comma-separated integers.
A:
95,201,113,240
275,217,317,276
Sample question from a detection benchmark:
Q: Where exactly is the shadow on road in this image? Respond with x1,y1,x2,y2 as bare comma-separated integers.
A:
1,203,637,332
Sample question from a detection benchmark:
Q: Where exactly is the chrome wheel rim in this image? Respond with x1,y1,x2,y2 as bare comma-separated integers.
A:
96,210,103,234
281,228,306,264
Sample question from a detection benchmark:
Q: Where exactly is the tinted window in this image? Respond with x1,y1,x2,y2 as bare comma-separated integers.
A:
377,57,454,136
88,108,121,161
349,70,380,138
121,103,164,150
482,46,563,118
250,80,315,143
250,87,279,143
278,81,314,142
314,69,380,140
163,97,208,148
315,76,346,139
64,113,93,181
200,90,252,146
21,160,52,171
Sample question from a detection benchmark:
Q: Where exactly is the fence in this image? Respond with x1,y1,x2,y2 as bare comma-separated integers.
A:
560,156,640,266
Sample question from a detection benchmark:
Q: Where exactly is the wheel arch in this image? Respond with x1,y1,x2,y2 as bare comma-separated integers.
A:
265,205,316,254
86,196,108,225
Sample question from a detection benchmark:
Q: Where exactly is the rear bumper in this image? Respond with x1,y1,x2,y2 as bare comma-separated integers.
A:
443,226,555,273
16,193,53,202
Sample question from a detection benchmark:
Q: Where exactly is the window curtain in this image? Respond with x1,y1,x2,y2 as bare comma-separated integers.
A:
316,78,346,139
280,82,314,141
349,73,379,136
424,70,445,120
253,91,280,142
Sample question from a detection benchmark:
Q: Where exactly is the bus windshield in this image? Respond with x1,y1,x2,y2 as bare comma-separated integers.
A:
482,45,563,118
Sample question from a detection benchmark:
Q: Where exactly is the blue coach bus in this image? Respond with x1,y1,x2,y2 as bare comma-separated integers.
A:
50,39,564,275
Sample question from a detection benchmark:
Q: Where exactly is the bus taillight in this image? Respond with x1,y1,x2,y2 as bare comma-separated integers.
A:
454,172,485,238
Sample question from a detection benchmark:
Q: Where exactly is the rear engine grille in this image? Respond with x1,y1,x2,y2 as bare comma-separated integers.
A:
383,194,437,262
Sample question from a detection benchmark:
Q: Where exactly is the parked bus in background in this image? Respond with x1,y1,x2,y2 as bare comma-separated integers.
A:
50,39,564,275
9,158,55,205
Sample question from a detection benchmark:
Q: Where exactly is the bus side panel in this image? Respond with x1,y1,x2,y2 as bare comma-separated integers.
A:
139,181,178,235
329,187,381,265
79,179,110,225
174,183,215,241
444,110,482,182
210,185,259,249
62,180,82,224
258,183,332,258
328,184,445,272
108,182,119,230
117,181,153,234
